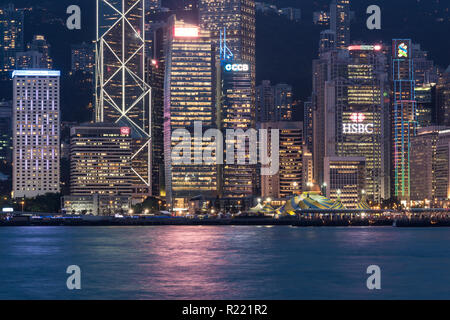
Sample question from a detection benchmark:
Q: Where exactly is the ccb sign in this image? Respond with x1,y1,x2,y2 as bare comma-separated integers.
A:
224,63,249,72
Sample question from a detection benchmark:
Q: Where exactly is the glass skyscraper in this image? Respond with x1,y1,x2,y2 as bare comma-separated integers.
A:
391,39,417,201
95,0,152,200
163,17,217,209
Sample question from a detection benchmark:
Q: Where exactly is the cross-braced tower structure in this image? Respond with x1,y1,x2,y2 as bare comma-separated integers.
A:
95,0,152,197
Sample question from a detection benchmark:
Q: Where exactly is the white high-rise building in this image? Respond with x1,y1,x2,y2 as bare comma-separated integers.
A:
12,70,60,198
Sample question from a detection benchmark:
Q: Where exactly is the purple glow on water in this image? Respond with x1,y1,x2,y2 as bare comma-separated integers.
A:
0,227,449,300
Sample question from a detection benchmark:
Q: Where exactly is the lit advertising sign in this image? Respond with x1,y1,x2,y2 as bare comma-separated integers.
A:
397,42,408,58
348,45,382,51
224,63,249,72
174,27,199,38
120,127,130,136
343,113,374,134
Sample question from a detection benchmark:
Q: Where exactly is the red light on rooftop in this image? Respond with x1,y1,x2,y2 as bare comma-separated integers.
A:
174,27,199,38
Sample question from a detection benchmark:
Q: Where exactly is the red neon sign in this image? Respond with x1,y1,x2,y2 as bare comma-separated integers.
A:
350,113,366,123
120,127,130,136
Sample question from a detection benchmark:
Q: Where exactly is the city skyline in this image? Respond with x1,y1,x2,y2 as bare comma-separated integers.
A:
1,0,450,304
0,0,449,213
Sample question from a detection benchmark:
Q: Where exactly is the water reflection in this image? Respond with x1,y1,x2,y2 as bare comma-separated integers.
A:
0,226,449,299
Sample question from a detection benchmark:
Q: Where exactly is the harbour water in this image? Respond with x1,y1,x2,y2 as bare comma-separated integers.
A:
0,226,449,300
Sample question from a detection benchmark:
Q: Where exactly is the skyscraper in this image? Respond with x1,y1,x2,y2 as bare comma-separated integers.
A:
26,35,53,70
218,60,255,199
199,0,255,62
391,39,417,201
436,67,450,126
71,42,95,74
63,123,133,215
69,123,133,197
0,100,12,163
0,4,24,78
12,70,61,198
199,0,256,84
313,45,389,203
260,121,303,199
163,17,217,208
256,81,293,122
324,156,365,209
95,0,152,200
330,0,350,49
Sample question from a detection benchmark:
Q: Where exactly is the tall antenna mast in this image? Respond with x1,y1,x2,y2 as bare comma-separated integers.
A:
219,28,234,61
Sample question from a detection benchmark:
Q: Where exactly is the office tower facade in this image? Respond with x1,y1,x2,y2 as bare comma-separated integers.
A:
64,123,133,215
436,67,450,126
337,45,389,203
330,0,350,49
0,100,12,163
303,99,313,154
412,44,439,86
0,100,12,196
96,0,152,201
313,45,389,203
312,50,339,187
12,70,61,198
71,42,95,74
313,11,330,26
410,127,444,202
256,81,293,122
319,30,336,53
69,123,133,196
324,156,365,209
164,17,217,208
274,84,293,121
199,0,256,85
256,80,274,123
147,57,165,198
218,60,255,198
0,4,24,78
302,146,313,190
415,84,435,128
260,121,303,199
146,0,161,11
391,39,417,201
15,51,44,70
26,35,53,70
434,130,450,204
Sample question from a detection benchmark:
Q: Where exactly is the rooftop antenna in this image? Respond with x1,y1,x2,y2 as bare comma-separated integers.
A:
219,28,234,61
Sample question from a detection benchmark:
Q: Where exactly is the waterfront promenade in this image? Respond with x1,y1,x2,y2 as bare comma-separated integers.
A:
2,210,450,227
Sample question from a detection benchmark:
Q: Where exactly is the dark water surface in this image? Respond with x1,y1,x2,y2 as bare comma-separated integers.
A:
0,226,449,299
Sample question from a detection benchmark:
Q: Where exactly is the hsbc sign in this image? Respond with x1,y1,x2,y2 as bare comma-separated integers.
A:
343,123,374,134
224,63,249,72
342,113,374,134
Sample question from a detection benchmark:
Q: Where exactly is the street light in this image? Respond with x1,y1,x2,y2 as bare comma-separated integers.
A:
257,198,261,203
292,182,298,195
321,183,327,196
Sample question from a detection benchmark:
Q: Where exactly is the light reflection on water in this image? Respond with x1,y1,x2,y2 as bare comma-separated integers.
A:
0,226,449,299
